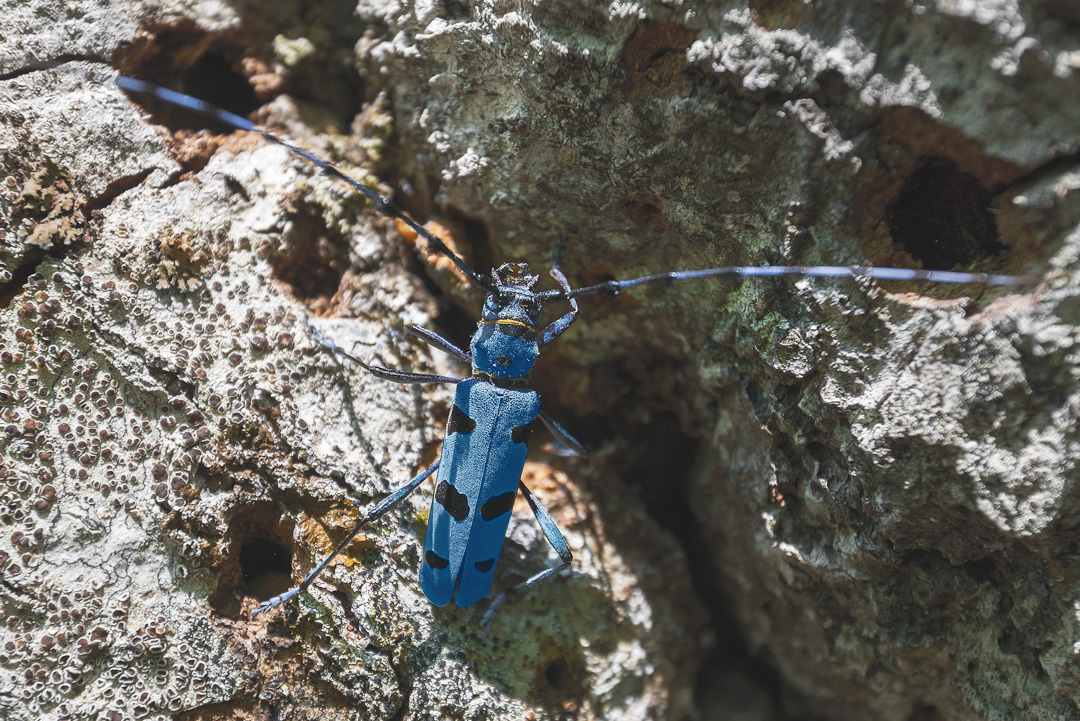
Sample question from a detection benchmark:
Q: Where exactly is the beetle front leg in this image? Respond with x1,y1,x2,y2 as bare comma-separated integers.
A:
254,461,440,617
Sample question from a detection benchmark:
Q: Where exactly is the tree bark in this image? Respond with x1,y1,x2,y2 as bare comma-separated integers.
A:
1,2,1077,721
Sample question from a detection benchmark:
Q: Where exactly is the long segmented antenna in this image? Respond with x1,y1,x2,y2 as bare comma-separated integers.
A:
113,74,1036,300
538,263,1035,302
114,75,497,295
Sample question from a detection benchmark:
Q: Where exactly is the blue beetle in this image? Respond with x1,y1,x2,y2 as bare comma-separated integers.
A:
256,257,585,626
420,264,548,608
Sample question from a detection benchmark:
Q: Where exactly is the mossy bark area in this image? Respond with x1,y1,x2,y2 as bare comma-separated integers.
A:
1,2,1079,721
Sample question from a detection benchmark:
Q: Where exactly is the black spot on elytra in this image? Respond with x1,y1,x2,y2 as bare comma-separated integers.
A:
496,354,513,366
480,491,516,521
446,404,476,434
425,550,449,570
435,481,470,521
511,423,533,445
474,558,494,573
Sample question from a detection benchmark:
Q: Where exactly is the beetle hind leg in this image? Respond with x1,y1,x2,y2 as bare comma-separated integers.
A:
481,479,573,631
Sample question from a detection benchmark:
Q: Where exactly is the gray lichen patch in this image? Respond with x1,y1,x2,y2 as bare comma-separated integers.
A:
0,258,247,719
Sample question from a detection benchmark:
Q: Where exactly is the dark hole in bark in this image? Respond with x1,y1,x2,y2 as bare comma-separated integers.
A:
240,537,293,598
209,501,293,617
887,158,1008,270
269,205,347,303
174,53,261,123
124,49,260,135
545,658,572,689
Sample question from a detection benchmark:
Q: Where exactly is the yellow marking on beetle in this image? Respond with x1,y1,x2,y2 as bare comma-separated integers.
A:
479,318,536,331
473,370,530,383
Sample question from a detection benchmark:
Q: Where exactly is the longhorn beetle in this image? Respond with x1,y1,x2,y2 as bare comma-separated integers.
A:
113,73,1035,627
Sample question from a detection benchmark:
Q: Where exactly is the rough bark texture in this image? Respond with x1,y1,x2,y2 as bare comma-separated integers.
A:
1,1,1078,721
